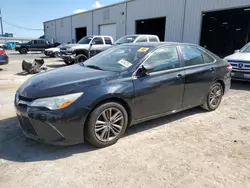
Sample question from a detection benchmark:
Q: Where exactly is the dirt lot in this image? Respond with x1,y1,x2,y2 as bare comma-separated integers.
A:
0,51,250,188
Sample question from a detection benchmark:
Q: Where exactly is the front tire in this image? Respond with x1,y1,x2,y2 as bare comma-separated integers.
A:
201,82,223,111
85,102,128,148
75,54,88,64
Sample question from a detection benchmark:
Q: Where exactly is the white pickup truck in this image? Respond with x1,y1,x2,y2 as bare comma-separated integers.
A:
59,35,114,65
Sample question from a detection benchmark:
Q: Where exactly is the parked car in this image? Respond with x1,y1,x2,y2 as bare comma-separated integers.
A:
15,39,59,54
44,43,65,57
60,35,114,65
224,42,250,81
0,48,9,65
3,41,21,50
90,35,160,56
114,35,160,45
15,42,231,148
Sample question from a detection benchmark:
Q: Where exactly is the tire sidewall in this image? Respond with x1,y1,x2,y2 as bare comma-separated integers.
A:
21,48,27,54
206,82,223,111
76,54,87,64
86,102,128,148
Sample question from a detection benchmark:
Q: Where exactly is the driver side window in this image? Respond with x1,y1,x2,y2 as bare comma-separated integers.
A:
92,37,104,45
144,46,180,72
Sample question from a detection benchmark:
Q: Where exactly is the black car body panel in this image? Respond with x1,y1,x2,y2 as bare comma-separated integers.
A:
15,43,231,146
0,53,9,65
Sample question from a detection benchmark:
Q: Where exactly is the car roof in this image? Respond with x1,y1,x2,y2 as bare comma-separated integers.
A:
121,42,199,48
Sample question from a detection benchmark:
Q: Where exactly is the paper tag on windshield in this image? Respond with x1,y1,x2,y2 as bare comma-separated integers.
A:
138,47,149,53
118,59,133,68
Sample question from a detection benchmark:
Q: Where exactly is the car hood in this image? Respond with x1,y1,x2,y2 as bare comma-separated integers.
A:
45,47,59,51
17,64,117,99
225,52,250,61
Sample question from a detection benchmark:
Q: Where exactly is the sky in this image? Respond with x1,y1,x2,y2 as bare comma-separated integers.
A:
1,0,122,38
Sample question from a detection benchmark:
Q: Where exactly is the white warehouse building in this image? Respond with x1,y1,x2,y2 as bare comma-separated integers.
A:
44,0,250,56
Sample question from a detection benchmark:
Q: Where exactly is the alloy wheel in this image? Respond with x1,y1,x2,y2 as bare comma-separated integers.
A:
209,85,222,108
95,107,124,142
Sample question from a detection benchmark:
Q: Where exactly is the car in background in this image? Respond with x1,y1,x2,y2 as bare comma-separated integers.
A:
114,35,160,45
224,42,250,81
15,42,231,148
3,41,21,50
60,35,113,65
15,39,59,54
0,48,9,66
44,43,65,57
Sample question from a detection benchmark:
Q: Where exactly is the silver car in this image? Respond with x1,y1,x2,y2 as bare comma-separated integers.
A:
224,43,250,81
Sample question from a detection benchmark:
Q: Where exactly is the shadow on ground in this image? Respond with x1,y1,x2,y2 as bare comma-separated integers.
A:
0,107,204,163
231,80,250,91
15,71,29,76
46,64,66,68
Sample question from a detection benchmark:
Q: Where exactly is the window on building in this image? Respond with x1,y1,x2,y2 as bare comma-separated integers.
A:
143,46,180,72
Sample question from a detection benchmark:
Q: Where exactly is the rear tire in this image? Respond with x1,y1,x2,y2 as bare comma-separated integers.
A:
85,102,128,148
19,48,28,54
201,82,223,111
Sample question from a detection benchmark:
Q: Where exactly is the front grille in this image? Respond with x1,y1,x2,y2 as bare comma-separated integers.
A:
16,94,33,108
17,115,37,136
228,60,250,71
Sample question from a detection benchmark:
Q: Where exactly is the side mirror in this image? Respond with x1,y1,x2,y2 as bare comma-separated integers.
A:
91,41,96,46
234,49,240,53
137,65,153,76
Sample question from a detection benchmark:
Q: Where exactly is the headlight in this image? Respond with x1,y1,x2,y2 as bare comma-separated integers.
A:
30,92,83,110
16,45,20,47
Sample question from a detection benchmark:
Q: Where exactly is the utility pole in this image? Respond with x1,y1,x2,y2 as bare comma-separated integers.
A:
0,9,4,36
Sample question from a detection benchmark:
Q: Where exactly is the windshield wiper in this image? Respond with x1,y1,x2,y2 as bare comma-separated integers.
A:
85,65,104,71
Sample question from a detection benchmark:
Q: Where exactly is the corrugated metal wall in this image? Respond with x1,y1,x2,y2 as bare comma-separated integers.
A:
44,0,250,44
72,12,93,42
183,0,250,44
126,0,185,42
93,3,126,40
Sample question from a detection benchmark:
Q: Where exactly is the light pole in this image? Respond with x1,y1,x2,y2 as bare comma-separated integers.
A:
0,9,3,36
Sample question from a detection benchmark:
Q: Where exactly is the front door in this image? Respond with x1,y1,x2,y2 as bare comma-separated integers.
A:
133,46,185,120
179,45,216,108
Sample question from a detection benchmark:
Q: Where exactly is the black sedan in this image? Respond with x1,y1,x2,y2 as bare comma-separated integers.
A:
15,43,231,148
0,48,9,65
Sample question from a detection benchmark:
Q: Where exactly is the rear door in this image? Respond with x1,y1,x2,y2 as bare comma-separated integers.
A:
180,45,216,108
133,45,185,120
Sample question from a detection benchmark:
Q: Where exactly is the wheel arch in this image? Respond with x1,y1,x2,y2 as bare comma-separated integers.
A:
84,97,133,135
215,79,225,94
75,49,89,57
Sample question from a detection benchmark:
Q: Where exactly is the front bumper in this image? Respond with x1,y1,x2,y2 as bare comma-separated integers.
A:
15,97,91,146
60,53,76,62
44,51,53,56
231,70,250,81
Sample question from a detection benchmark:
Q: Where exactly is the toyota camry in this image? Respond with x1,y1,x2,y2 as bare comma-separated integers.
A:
15,43,232,148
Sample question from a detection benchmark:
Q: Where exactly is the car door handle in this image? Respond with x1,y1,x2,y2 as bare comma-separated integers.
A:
177,74,184,80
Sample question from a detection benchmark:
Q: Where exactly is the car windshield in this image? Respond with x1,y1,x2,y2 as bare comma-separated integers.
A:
82,45,152,72
240,43,250,53
77,36,93,44
114,36,138,45
57,44,65,48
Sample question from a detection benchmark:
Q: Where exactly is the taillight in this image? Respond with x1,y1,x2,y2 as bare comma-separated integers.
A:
226,64,232,72
0,49,5,55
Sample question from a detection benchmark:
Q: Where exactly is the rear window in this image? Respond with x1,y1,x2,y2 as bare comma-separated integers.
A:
149,36,159,42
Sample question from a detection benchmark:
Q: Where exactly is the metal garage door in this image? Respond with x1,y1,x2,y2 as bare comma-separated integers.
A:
99,24,117,40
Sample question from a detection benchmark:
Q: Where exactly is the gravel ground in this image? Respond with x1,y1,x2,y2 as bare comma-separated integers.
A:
0,52,250,188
